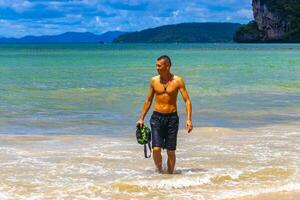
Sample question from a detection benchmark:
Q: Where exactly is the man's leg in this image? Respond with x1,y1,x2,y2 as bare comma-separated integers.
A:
167,150,176,174
153,147,162,173
166,114,179,174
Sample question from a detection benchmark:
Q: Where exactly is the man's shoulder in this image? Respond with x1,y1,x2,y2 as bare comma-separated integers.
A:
151,75,160,80
151,75,160,82
173,75,184,83
173,75,182,80
173,75,186,88
149,76,159,86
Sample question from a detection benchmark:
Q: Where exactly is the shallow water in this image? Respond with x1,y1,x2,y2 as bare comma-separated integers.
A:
0,123,299,199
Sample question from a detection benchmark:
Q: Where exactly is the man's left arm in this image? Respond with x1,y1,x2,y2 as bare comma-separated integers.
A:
178,78,193,133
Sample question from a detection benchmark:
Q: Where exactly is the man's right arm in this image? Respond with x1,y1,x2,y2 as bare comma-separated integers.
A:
136,78,155,127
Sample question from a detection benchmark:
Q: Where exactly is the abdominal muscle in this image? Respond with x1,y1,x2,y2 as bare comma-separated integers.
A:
153,92,178,113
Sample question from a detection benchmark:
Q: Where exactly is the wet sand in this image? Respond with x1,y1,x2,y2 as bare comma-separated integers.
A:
231,190,300,200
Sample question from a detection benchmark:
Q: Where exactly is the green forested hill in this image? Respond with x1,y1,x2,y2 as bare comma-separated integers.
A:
113,23,241,43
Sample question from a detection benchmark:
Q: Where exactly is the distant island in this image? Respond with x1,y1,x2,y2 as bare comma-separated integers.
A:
234,0,300,42
0,31,125,43
113,22,242,43
0,23,243,44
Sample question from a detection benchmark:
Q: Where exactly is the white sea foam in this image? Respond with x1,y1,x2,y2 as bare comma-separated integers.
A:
115,169,141,177
0,189,10,200
285,131,300,136
63,164,108,175
134,175,212,189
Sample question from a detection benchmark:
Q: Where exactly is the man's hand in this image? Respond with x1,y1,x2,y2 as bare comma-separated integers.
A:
136,119,144,128
186,120,193,133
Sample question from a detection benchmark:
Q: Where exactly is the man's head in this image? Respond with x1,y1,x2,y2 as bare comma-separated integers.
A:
156,55,172,74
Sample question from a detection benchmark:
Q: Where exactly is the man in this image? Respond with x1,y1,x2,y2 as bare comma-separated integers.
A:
136,55,193,174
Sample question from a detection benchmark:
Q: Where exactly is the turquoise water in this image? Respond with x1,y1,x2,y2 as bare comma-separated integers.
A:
1,43,300,135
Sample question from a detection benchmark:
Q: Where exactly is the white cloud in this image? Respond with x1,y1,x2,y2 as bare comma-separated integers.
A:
236,8,253,19
226,16,232,21
0,0,33,12
172,10,179,18
95,16,109,27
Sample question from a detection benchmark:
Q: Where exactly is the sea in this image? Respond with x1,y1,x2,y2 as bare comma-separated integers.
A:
0,43,299,199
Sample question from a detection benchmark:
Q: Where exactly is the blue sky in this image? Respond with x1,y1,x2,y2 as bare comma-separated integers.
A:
0,0,253,38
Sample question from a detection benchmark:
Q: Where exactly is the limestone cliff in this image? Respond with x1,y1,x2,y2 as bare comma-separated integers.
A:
234,0,300,43
252,0,290,41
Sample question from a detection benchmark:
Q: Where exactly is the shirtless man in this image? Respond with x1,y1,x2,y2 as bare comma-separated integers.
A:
136,55,193,174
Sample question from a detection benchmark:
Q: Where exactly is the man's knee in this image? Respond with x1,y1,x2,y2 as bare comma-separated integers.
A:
153,147,161,154
167,150,175,157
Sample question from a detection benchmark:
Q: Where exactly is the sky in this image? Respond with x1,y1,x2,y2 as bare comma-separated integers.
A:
0,0,253,38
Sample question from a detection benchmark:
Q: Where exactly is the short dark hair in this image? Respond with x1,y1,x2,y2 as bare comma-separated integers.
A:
157,55,171,67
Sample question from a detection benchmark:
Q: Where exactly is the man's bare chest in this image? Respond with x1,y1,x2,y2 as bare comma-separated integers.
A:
153,82,179,95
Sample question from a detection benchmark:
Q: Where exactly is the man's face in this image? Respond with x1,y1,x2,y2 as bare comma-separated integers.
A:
156,59,169,74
